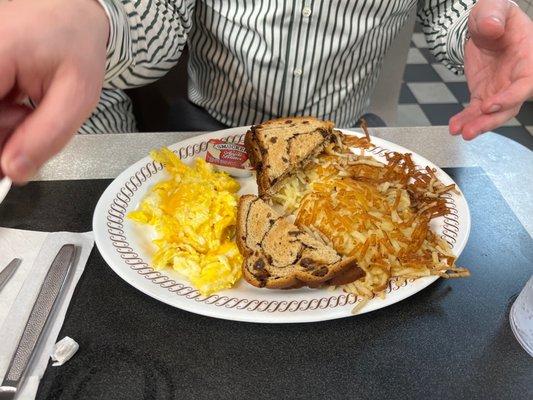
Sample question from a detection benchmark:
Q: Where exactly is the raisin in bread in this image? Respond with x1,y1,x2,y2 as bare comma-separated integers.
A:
244,116,335,197
236,195,363,289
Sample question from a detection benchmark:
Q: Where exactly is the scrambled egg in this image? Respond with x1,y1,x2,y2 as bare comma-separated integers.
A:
128,147,242,296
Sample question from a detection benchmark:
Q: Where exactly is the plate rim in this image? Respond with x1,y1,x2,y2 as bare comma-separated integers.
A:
92,127,471,323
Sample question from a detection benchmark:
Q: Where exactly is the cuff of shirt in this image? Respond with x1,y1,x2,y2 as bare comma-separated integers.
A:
95,0,133,86
446,2,476,74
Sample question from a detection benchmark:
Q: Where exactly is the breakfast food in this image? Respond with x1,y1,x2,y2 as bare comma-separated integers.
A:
129,117,468,305
244,117,469,301
128,147,243,296
236,195,362,289
244,116,335,196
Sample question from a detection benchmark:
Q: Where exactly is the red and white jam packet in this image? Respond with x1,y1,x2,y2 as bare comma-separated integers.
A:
205,139,253,177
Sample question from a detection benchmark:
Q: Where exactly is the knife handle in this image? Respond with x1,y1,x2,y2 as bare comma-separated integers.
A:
0,244,76,397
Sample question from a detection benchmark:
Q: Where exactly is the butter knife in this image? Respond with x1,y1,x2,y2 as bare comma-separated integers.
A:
0,259,21,292
0,245,77,400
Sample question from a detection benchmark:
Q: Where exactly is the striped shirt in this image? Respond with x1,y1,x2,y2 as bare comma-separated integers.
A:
82,0,475,133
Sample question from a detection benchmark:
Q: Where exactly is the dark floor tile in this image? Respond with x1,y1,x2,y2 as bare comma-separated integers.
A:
419,48,438,64
403,64,441,82
420,103,465,125
447,82,471,104
493,126,533,150
515,101,533,126
399,83,417,103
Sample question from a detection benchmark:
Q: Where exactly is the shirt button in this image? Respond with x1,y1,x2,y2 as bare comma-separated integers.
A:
293,68,303,76
302,6,312,17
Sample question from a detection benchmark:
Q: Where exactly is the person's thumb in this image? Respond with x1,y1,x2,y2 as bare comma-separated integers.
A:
0,67,101,183
469,0,513,48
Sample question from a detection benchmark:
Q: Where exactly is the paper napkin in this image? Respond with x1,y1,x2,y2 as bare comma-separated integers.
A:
0,228,94,400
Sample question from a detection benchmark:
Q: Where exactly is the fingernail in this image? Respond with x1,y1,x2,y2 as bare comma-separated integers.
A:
489,16,504,25
487,104,501,113
7,154,34,180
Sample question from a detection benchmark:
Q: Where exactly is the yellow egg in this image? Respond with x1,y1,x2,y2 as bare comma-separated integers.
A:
128,147,242,296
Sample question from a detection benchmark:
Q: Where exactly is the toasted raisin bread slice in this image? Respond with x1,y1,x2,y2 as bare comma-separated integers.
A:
236,195,362,289
244,116,335,197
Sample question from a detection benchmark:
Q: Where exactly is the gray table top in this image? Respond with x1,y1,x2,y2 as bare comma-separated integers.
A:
3,125,529,399
37,126,533,236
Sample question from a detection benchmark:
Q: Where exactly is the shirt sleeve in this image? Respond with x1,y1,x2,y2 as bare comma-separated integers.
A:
95,0,194,90
78,89,137,134
417,0,477,74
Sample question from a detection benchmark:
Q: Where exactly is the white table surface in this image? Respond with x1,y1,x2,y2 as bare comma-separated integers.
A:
34,126,533,236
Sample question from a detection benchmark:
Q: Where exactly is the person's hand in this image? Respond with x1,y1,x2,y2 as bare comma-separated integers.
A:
449,0,533,140
0,0,109,183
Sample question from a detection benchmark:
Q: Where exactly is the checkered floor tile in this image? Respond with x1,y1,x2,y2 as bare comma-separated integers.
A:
399,23,533,150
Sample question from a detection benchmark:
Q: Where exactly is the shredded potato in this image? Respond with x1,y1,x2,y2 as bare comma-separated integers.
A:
274,130,469,302
128,148,243,296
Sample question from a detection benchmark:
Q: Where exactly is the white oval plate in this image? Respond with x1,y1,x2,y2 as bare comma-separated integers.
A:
93,127,470,323
0,178,11,205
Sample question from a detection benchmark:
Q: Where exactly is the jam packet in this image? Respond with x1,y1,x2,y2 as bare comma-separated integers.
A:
205,139,252,177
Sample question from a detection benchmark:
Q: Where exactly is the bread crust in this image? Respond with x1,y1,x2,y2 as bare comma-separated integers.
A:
237,195,363,289
245,116,335,197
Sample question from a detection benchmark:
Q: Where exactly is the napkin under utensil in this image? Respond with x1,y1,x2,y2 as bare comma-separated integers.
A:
0,228,94,400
